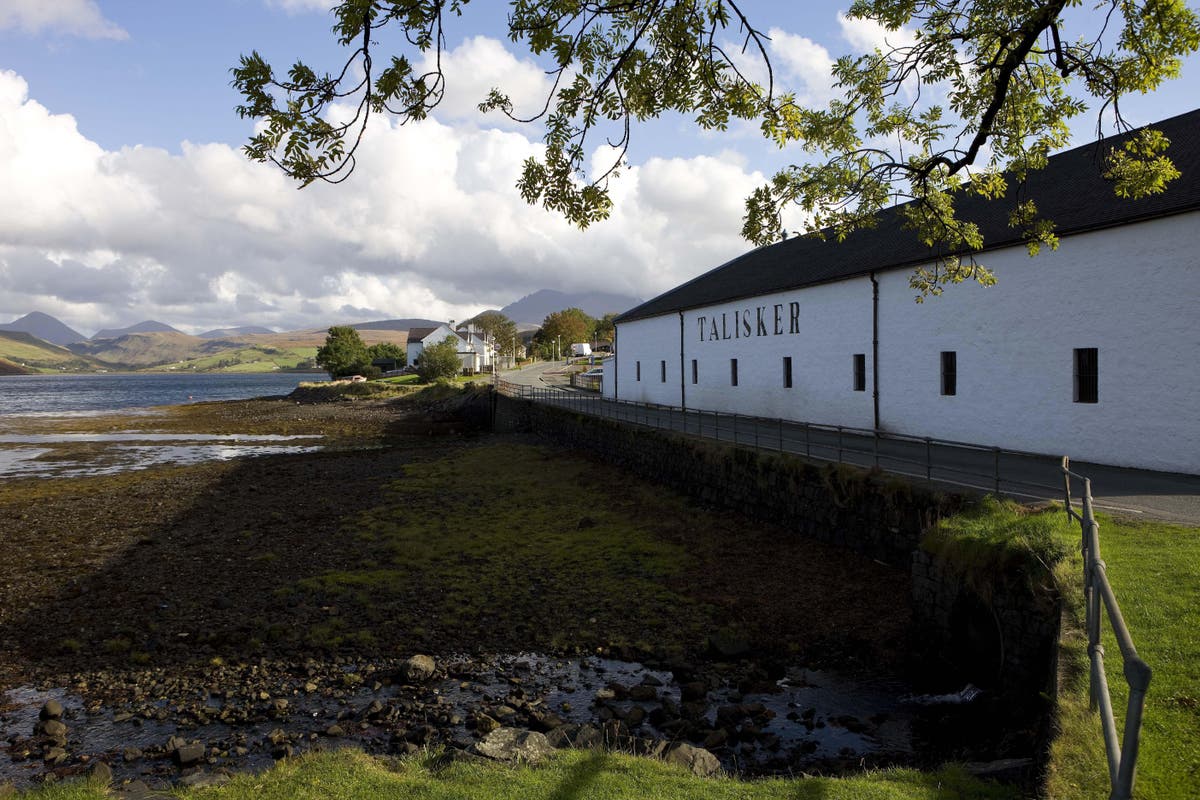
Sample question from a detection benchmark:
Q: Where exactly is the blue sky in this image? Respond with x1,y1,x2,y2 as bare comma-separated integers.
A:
1,0,1198,334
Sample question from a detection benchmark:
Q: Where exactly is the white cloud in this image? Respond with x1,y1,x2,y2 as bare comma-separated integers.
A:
837,12,918,54
417,36,558,128
0,0,127,40
766,28,837,105
264,0,333,13
0,60,760,335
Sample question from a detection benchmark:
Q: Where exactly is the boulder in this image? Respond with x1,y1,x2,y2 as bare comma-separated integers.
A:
172,742,206,768
39,700,64,721
88,761,113,785
400,655,437,683
37,719,68,739
472,714,501,734
473,728,555,765
664,742,722,777
628,685,659,702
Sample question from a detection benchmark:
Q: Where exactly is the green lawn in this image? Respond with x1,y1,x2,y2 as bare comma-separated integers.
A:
17,748,1015,800
1046,513,1200,799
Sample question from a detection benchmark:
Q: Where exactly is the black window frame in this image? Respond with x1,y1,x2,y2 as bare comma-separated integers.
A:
691,359,698,385
783,356,793,388
852,353,866,392
940,351,957,396
635,361,641,382
730,358,739,387
1074,348,1098,403
660,360,667,382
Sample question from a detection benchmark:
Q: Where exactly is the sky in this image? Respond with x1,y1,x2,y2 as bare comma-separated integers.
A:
1,1,1198,336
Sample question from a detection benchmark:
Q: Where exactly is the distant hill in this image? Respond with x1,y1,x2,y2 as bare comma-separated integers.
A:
348,318,442,332
198,326,276,339
68,331,204,366
500,290,642,326
92,320,182,340
0,331,107,372
0,311,87,346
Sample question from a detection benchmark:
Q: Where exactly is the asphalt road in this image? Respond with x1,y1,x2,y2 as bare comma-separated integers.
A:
497,365,1200,525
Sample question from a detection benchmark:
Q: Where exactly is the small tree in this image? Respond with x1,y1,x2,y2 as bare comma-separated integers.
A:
366,342,406,363
316,325,369,378
417,335,462,382
534,308,596,358
464,310,519,360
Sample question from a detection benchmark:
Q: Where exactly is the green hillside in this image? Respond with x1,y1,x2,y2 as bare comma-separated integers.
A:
0,331,108,372
146,343,320,373
3,329,407,373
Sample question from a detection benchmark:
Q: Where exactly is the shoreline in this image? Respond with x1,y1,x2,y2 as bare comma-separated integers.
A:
0,395,1004,791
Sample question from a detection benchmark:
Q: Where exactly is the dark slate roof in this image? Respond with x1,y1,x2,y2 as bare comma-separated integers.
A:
617,108,1200,322
407,326,441,341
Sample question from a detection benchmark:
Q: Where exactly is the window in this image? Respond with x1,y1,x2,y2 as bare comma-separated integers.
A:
660,360,667,382
636,361,641,382
940,351,957,396
783,356,793,388
852,354,866,391
1074,348,1098,403
691,359,698,385
730,358,739,387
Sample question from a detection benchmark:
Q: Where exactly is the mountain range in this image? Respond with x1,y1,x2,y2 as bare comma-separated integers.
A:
0,312,87,346
0,289,641,374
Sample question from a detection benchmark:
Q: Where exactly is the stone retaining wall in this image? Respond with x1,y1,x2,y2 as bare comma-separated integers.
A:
493,393,1061,696
911,550,1061,695
493,394,957,566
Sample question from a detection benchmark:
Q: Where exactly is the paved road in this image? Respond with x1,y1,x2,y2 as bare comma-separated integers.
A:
496,369,1200,525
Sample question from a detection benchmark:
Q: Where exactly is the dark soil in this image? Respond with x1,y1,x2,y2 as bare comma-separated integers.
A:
0,393,978,789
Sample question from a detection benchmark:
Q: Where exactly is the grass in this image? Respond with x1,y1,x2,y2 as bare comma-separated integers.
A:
14,748,1017,800
1045,512,1200,800
920,496,1072,599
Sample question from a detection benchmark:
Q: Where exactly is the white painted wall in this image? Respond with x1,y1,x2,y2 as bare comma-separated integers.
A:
878,212,1200,473
680,279,875,428
613,211,1200,474
614,314,682,405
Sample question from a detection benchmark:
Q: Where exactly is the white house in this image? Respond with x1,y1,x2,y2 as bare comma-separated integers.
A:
609,108,1200,475
405,325,458,368
406,325,494,374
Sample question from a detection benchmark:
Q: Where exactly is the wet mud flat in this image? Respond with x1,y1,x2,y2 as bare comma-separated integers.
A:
0,395,1018,790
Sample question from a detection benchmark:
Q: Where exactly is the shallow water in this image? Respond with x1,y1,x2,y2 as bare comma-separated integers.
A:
0,373,320,416
0,433,324,479
0,654,936,788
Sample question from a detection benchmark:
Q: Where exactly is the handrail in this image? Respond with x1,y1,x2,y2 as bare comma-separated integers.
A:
1061,456,1150,800
495,378,1066,499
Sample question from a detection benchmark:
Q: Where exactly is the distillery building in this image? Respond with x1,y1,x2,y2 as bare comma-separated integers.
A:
607,109,1200,474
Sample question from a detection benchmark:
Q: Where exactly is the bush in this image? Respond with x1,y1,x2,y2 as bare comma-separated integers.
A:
417,336,462,382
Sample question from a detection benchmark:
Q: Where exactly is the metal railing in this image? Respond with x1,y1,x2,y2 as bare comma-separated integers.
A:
496,379,1067,500
1062,457,1150,800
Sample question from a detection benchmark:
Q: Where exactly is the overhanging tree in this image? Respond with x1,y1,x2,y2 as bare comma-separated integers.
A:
233,1,1199,296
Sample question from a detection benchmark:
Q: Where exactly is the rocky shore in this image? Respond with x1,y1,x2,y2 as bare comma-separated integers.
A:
1,392,991,792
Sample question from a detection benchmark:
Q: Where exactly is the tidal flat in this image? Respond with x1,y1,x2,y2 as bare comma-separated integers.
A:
0,392,1000,791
